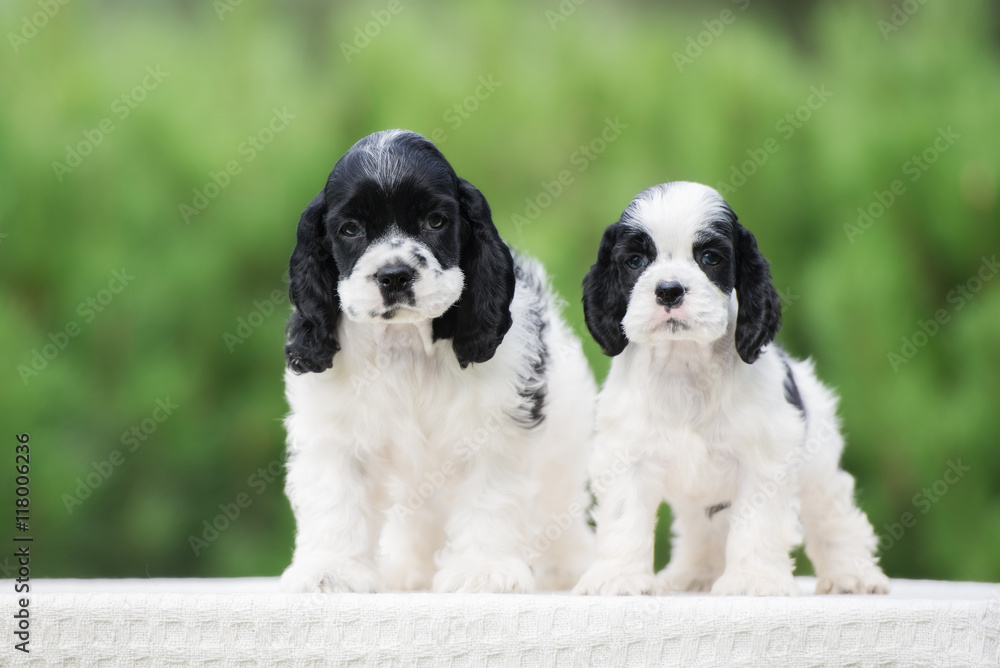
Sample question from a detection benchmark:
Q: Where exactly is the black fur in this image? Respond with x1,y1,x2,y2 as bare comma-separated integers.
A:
706,501,731,519
510,262,549,428
733,223,781,364
432,179,516,368
782,360,805,415
285,193,341,374
582,223,631,356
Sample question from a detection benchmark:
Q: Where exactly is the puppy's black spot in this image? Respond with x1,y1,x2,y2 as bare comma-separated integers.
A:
508,262,548,429
706,501,730,519
413,253,428,268
381,308,398,320
782,360,805,416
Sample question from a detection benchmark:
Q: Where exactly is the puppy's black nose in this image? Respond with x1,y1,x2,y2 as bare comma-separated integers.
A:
655,281,685,308
376,265,414,292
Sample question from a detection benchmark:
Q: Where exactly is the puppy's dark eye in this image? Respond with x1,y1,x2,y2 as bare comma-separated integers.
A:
340,222,363,238
624,254,646,270
421,214,447,232
700,250,723,266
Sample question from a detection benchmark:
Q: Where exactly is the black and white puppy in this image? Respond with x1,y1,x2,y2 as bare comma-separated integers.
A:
574,182,889,596
280,130,595,594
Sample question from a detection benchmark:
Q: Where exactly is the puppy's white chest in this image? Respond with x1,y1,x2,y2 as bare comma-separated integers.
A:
599,349,741,502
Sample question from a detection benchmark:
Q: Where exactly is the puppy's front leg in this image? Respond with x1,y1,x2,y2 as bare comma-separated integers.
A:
432,443,535,594
573,450,662,595
280,443,384,593
711,466,798,596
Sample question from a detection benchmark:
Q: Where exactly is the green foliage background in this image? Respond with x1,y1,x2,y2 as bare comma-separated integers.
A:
1,0,998,582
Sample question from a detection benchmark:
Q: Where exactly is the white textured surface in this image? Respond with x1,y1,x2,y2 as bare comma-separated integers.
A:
3,578,999,666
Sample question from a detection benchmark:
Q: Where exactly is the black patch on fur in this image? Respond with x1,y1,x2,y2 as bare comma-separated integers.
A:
706,501,731,519
782,360,805,416
693,213,737,296
582,223,657,356
285,193,341,374
509,261,548,429
431,178,515,368
733,220,781,364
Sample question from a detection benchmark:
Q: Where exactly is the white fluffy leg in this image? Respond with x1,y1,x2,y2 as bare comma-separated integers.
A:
713,469,798,597
280,445,384,593
432,445,535,594
793,362,889,595
532,515,595,591
574,454,662,596
379,498,445,591
801,468,890,595
657,504,728,592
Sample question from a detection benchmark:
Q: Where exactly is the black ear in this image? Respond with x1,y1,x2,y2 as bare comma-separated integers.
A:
436,178,515,368
582,223,629,356
285,192,341,374
734,222,781,364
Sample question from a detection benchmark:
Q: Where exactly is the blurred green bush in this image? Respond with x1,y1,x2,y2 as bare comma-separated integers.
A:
1,0,997,582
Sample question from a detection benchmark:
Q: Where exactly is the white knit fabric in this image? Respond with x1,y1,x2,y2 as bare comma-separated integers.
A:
3,578,998,666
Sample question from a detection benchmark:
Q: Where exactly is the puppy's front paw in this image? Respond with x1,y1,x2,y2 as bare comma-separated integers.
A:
710,570,797,596
657,567,718,593
573,562,660,596
382,564,434,592
280,557,379,593
433,558,534,593
816,570,890,595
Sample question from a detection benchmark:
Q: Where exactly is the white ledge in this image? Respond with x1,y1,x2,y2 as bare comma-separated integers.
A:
3,577,999,666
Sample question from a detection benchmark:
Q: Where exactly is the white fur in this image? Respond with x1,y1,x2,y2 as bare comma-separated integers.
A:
575,182,889,597
337,230,464,324
281,255,596,593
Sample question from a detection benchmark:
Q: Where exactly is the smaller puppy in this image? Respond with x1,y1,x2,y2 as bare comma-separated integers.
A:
574,182,889,596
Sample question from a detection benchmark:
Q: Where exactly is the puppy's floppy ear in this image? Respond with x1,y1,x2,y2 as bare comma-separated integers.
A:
285,192,341,374
734,222,781,364
583,223,629,356
436,178,515,368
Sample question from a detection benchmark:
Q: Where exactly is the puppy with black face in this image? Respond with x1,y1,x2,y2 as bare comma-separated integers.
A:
280,130,595,593
574,182,889,596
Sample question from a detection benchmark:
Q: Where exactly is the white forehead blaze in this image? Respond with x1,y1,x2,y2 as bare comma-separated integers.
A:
622,182,730,258
355,128,414,186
